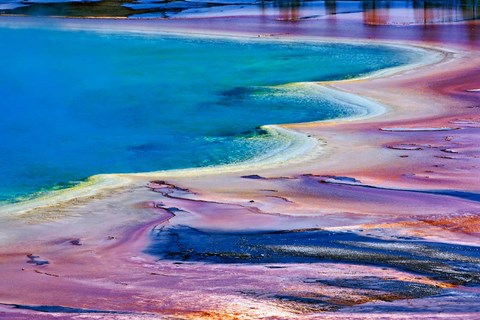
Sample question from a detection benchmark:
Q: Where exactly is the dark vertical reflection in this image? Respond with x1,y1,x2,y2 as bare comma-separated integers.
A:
259,0,480,25
325,0,337,15
325,0,338,26
2,0,479,23
362,0,388,25
272,0,303,21
359,0,480,25
1,0,479,46
242,1,480,47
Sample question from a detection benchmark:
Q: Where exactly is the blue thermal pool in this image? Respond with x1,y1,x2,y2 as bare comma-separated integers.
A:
0,26,424,202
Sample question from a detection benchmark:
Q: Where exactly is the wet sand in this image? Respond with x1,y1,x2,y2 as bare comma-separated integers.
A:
1,9,480,320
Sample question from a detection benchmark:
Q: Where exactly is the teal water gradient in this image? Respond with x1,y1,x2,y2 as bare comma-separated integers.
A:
0,26,422,202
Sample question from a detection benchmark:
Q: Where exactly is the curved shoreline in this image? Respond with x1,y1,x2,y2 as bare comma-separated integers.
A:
0,22,448,218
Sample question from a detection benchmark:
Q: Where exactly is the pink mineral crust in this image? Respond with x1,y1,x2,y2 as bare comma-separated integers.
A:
1,5,480,320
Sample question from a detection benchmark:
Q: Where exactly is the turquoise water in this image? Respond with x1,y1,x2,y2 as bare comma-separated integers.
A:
0,26,422,203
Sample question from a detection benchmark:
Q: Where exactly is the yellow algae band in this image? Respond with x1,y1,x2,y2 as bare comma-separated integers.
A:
0,85,390,218
282,83,387,121
0,174,133,217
